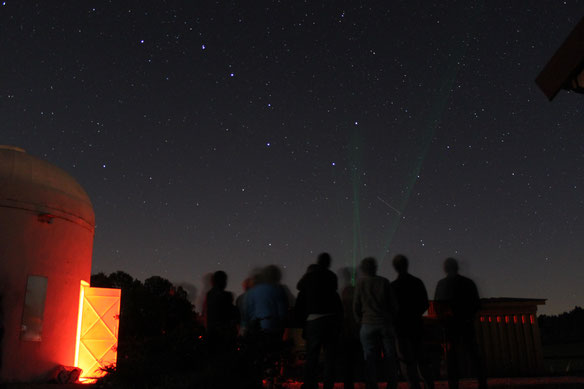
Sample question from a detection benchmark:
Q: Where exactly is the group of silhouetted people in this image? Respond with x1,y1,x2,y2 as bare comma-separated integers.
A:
202,253,487,389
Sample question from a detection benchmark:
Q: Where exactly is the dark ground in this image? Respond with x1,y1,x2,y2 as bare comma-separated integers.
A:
2,376,584,389
280,377,584,388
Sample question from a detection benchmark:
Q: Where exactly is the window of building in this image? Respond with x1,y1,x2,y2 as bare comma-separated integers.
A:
21,275,48,341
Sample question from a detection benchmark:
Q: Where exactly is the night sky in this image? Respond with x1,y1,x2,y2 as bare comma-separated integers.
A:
2,1,583,314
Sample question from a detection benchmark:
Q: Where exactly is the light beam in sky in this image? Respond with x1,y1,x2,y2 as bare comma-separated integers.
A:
379,0,486,261
376,196,402,216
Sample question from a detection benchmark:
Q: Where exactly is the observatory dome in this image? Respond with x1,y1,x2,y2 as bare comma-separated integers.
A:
0,145,94,229
0,146,96,382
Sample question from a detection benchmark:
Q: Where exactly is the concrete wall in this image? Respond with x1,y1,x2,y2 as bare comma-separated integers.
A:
0,207,93,382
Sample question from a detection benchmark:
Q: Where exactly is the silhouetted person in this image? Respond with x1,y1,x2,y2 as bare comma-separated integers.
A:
236,276,256,335
354,257,398,389
297,253,342,389
245,265,289,335
293,264,319,326
434,258,487,389
338,267,361,389
391,255,434,389
204,270,238,348
244,265,290,388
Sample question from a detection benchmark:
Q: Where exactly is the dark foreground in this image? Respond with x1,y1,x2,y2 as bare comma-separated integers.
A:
3,377,584,389
278,377,584,389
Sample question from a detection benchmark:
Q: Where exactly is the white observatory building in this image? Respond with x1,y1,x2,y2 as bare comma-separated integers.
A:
0,146,120,382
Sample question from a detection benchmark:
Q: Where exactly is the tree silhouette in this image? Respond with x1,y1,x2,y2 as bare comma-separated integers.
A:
91,272,266,389
538,306,584,345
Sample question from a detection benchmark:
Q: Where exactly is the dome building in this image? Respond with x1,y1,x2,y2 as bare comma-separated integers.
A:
0,146,119,382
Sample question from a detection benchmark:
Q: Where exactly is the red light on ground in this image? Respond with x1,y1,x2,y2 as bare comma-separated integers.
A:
480,316,485,322
530,315,535,324
505,316,510,323
488,316,492,323
514,315,518,324
522,315,526,324
496,316,501,323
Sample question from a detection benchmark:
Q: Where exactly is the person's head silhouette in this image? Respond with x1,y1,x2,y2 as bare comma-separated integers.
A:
443,257,459,276
317,252,332,268
360,257,378,276
392,254,409,275
262,264,282,284
212,270,228,290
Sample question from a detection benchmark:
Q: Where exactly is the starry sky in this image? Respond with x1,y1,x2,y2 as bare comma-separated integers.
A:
2,1,583,314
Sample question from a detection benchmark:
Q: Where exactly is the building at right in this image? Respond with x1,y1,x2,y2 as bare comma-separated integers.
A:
427,298,546,377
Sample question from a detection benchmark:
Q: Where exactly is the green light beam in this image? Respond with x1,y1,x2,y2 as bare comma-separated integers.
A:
380,1,485,261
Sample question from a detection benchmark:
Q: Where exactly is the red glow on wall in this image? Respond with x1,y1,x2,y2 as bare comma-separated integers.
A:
75,281,90,369
522,315,526,324
496,316,501,323
480,316,485,322
530,315,535,324
514,315,518,324
505,316,510,323
75,283,121,382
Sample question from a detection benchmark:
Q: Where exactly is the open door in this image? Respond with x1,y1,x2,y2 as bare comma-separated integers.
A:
75,282,121,382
